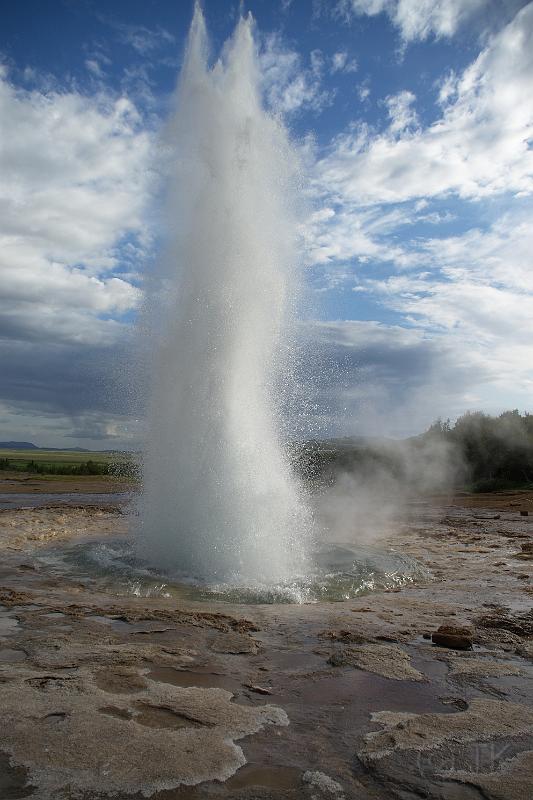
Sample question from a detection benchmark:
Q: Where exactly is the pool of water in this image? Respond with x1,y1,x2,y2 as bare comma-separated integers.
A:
35,534,430,604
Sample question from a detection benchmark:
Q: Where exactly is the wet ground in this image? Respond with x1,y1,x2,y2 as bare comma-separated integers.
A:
0,491,531,799
0,492,132,510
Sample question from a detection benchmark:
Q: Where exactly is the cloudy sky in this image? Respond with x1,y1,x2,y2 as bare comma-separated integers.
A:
1,0,532,448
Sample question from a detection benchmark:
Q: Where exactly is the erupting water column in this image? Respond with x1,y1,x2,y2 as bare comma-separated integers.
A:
137,6,312,585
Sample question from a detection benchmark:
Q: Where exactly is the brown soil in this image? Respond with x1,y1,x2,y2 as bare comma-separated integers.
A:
434,488,533,511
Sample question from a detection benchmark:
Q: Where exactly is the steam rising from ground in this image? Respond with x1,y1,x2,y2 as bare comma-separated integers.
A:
312,436,460,545
136,7,312,583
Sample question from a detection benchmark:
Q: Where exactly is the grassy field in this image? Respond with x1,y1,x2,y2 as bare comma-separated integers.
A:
0,448,137,478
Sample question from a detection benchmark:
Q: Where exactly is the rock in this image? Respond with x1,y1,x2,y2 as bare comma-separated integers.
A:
431,624,474,650
210,632,259,654
318,629,369,644
244,684,273,695
445,656,523,678
0,669,289,797
328,644,426,682
359,699,533,762
476,609,533,637
443,748,533,800
515,541,533,560
303,770,344,798
440,696,468,710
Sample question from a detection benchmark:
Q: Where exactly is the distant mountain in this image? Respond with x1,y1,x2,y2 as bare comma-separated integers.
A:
0,441,39,449
0,441,90,452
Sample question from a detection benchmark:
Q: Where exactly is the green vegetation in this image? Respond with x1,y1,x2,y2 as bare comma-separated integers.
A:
422,410,533,492
2,409,531,494
0,449,139,479
292,410,533,494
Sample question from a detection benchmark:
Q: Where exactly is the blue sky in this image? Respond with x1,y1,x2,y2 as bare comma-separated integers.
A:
1,0,532,447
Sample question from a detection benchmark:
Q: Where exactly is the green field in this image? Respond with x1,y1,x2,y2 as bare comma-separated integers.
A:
0,449,137,478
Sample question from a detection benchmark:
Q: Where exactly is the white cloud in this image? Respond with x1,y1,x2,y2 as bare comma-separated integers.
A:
385,89,417,133
338,0,489,42
420,211,533,294
331,51,358,73
303,204,413,269
259,34,334,114
309,0,533,433
0,72,154,348
85,59,104,78
357,80,371,101
304,319,495,436
316,4,533,205
105,20,175,55
343,206,533,421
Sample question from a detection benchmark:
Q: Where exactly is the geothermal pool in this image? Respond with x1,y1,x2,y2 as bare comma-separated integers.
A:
116,9,429,600
34,528,429,604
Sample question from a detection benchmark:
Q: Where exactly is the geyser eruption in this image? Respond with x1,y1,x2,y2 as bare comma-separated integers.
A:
137,6,312,585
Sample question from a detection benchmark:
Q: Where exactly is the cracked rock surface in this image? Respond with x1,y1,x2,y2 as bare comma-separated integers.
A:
0,491,531,799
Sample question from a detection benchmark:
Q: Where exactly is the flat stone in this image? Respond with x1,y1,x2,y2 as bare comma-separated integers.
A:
302,770,345,798
0,668,289,798
328,643,426,682
443,748,533,800
359,699,533,761
432,624,474,650
445,655,523,678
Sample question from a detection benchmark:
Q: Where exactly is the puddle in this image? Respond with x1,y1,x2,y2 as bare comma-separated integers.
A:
135,704,206,730
148,666,241,693
265,648,326,672
225,764,301,791
483,672,533,702
98,705,133,721
99,701,207,729
88,615,176,636
88,614,137,633
93,670,148,694
287,667,457,717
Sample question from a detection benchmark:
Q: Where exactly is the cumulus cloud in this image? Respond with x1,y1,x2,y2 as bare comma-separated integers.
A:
339,205,533,421
385,89,417,133
0,72,154,344
338,0,493,42
303,203,413,269
316,3,533,205
0,70,155,446
304,7,533,433
3,5,533,447
259,34,334,114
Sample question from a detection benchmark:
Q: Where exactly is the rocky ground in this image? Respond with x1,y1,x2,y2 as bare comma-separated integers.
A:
0,494,531,800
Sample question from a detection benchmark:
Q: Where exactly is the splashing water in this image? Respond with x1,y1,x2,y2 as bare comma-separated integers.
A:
136,7,313,585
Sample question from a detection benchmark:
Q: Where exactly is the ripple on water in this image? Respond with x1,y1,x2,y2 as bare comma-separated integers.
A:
34,537,430,605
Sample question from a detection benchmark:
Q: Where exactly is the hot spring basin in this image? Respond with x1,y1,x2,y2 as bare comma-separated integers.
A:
36,536,430,604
